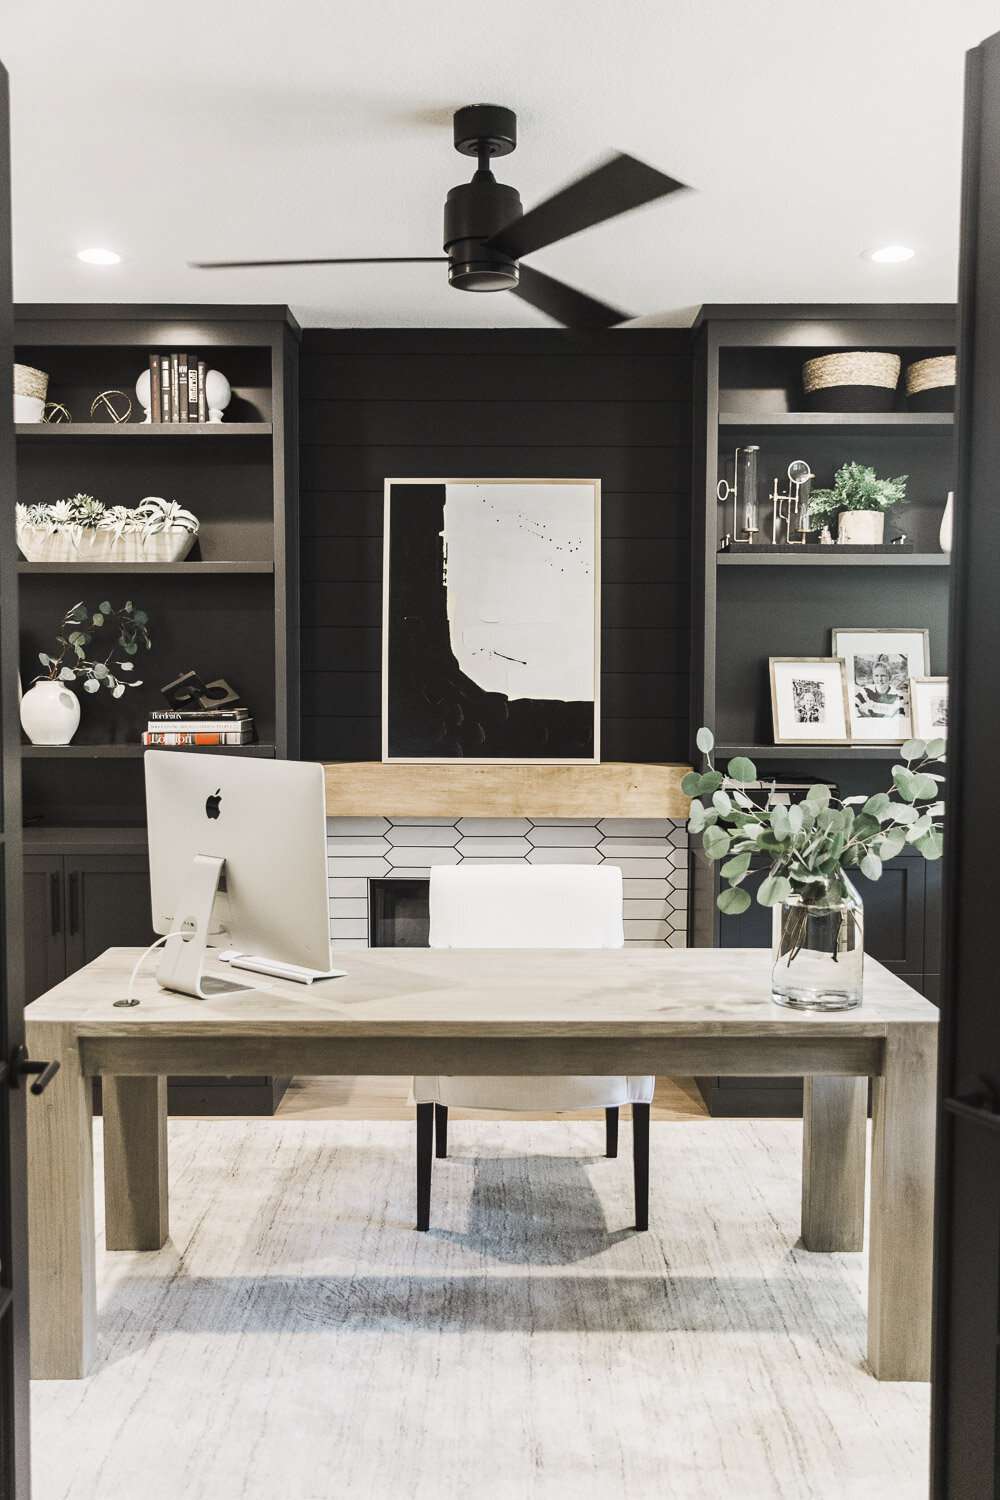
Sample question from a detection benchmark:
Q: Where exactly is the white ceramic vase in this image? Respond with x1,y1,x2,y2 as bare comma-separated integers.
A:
940,491,954,553
20,679,81,745
204,369,231,423
837,510,885,545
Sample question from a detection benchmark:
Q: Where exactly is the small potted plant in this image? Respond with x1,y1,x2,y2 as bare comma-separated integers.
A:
16,494,199,563
806,461,907,545
20,599,152,745
684,728,944,1010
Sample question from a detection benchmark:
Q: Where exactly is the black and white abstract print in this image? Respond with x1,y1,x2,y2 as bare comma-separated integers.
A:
384,480,599,761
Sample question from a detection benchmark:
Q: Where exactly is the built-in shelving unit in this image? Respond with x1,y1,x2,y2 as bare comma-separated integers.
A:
15,304,300,1118
691,304,956,1117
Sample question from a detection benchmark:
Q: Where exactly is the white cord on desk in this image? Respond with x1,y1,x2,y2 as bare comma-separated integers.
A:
115,932,184,1008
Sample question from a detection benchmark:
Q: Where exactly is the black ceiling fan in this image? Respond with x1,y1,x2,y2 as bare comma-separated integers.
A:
190,104,689,328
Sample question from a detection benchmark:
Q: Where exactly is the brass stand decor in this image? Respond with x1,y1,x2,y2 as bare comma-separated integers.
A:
684,727,944,1011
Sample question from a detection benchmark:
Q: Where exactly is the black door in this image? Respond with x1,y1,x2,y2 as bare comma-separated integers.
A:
0,59,32,1499
931,29,1000,1498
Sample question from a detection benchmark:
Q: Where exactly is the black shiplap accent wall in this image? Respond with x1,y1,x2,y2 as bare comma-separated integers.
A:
299,328,693,761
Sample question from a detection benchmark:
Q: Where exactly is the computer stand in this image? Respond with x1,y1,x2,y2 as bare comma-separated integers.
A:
156,854,255,1000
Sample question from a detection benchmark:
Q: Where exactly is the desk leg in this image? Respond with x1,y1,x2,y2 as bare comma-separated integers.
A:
801,1076,867,1252
868,1024,937,1380
103,1077,169,1251
27,1023,95,1380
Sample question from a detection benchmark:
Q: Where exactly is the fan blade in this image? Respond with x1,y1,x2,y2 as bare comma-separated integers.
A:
189,256,448,269
511,264,629,329
487,152,686,260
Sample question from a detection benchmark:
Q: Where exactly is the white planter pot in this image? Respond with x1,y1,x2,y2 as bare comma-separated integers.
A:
837,510,885,545
13,393,44,423
15,525,196,564
20,679,81,745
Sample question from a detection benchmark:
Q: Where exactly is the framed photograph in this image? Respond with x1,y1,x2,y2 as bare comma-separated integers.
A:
832,628,930,744
382,478,601,762
909,676,949,741
769,657,851,745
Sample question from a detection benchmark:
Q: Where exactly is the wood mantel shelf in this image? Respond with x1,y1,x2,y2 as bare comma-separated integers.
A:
322,762,693,819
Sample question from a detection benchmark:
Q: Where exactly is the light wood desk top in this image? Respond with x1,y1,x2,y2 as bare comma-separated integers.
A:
27,945,937,1039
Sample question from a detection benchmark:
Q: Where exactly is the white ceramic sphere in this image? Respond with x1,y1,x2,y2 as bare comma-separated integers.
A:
135,367,152,421
204,369,232,422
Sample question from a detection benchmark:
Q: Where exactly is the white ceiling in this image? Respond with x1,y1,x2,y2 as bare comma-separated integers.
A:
2,1,995,328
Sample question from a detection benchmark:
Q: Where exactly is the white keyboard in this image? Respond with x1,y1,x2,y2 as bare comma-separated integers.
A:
218,950,347,985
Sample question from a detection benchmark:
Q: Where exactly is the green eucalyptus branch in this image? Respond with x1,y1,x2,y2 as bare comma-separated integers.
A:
36,598,152,699
683,727,945,919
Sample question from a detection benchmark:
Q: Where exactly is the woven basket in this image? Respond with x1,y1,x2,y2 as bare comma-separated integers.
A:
16,526,196,564
13,363,48,401
802,351,900,411
905,355,956,412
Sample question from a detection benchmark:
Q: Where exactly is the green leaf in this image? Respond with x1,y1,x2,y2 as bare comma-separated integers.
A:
695,726,715,753
681,771,701,798
900,738,926,762
889,804,919,825
712,789,732,817
91,612,104,627
925,737,947,760
805,783,831,809
879,832,906,861
123,640,138,655
687,801,706,834
132,609,149,625
860,852,883,881
695,770,724,796
99,600,111,615
770,804,791,841
912,773,939,801
702,826,732,861
92,662,108,679
757,874,792,907
717,886,751,916
892,766,918,802
83,677,100,693
863,792,892,820
58,667,75,681
37,652,50,665
787,803,804,836
915,828,944,861
721,853,752,885
727,755,757,784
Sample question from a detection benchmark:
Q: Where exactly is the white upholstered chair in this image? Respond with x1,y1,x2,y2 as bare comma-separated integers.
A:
412,863,655,1232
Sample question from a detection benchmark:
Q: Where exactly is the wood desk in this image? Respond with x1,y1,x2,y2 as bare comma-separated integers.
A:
26,946,938,1382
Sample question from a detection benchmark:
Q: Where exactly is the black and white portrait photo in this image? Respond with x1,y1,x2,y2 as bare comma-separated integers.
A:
382,479,600,761
909,675,950,742
770,658,850,745
832,628,930,744
792,678,825,724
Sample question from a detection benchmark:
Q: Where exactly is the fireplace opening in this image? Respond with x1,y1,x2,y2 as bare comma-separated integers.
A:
369,878,430,948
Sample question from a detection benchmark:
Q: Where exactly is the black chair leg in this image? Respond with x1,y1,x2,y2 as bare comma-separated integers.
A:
435,1104,449,1159
632,1103,650,1232
605,1106,619,1158
416,1103,433,1231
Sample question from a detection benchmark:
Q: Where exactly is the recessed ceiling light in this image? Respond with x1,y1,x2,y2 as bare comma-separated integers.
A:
76,247,121,266
868,244,915,264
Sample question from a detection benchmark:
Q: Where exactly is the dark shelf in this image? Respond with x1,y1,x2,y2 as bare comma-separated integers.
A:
717,552,949,567
21,743,276,759
15,422,272,439
17,561,274,575
716,744,907,761
719,411,953,433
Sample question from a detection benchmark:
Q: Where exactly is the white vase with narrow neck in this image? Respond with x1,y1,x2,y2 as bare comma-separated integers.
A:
940,491,954,553
19,679,81,745
837,510,885,545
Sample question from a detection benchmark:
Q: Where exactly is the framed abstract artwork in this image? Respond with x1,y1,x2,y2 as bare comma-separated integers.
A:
382,478,601,762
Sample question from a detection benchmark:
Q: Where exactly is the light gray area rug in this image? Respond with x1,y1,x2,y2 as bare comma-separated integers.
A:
32,1120,929,1500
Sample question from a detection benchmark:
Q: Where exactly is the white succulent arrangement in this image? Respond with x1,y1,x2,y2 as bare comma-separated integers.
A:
17,494,199,548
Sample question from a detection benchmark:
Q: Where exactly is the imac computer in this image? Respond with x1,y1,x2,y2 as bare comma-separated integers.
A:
145,751,342,998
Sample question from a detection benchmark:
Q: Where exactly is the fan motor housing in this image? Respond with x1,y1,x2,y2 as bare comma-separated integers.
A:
444,171,522,292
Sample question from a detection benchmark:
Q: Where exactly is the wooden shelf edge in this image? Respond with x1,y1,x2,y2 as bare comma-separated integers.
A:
716,745,907,761
22,743,276,759
15,422,272,438
718,411,953,429
18,561,275,574
717,552,949,567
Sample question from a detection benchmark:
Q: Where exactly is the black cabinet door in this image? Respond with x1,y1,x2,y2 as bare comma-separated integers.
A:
22,854,66,1002
851,853,925,980
63,854,155,973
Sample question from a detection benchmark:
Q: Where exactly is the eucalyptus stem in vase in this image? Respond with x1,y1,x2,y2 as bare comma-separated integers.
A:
684,728,945,1010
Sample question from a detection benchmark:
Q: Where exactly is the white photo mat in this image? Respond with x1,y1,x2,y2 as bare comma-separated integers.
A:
909,675,949,740
769,657,851,745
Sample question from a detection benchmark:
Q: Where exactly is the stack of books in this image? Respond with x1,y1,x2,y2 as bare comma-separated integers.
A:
142,708,255,747
147,353,208,423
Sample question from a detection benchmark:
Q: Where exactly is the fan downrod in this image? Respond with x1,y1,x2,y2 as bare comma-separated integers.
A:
445,104,521,292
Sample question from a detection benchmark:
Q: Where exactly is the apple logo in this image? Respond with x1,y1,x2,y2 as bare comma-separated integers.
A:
205,788,222,820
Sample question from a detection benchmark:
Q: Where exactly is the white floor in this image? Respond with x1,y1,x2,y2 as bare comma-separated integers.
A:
32,1119,930,1500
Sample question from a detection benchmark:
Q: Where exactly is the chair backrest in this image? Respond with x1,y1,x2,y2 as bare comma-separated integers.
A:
428,864,624,950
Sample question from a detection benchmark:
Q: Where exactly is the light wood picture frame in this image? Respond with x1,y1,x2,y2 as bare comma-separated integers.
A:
909,676,949,741
832,628,931,745
769,657,851,745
